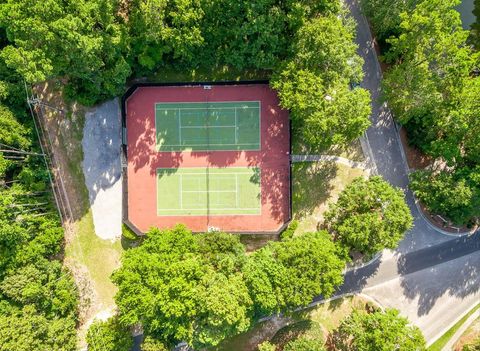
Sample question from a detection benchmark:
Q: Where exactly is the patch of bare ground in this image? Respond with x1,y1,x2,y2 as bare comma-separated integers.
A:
454,316,480,350
399,128,434,170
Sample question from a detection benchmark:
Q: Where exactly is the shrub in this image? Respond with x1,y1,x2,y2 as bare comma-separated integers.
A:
280,220,299,241
86,317,133,351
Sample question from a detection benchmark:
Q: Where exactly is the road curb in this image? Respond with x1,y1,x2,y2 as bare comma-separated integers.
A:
427,303,480,348
344,251,382,273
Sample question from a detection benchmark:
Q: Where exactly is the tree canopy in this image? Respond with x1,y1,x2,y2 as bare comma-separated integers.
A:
86,317,133,351
272,14,371,151
325,176,413,256
332,309,426,351
363,0,480,225
112,226,346,348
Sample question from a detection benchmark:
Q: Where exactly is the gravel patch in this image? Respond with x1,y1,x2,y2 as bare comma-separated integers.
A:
82,98,122,240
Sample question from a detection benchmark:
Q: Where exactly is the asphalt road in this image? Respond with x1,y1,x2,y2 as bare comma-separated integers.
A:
320,232,480,301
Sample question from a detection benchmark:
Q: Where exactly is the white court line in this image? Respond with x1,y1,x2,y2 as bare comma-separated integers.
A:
234,107,238,144
182,190,237,193
180,125,236,129
235,174,239,207
179,174,183,209
156,106,259,110
159,207,260,211
160,142,258,147
178,108,182,143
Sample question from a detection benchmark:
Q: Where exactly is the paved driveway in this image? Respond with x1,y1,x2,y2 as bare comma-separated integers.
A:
82,98,123,240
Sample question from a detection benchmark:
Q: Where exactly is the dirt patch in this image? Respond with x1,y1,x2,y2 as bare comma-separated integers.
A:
33,80,89,234
454,316,480,350
399,128,433,170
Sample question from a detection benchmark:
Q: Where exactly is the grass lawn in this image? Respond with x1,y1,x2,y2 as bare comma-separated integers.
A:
213,295,375,351
149,65,270,83
292,161,366,235
428,303,480,351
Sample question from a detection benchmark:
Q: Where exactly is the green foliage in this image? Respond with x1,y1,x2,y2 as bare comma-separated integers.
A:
284,336,326,351
360,0,417,44
0,261,78,318
86,317,133,351
470,0,480,49
383,0,480,163
244,231,345,316
113,226,346,348
112,225,253,348
0,104,30,149
272,14,371,151
280,220,299,241
258,341,276,351
0,305,77,351
0,0,131,105
129,0,205,71
332,309,426,351
325,176,413,256
410,169,480,226
142,336,168,351
463,337,480,351
380,0,480,225
121,223,139,241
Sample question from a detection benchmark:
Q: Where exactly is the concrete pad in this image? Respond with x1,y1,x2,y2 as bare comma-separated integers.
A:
363,252,480,344
82,99,122,240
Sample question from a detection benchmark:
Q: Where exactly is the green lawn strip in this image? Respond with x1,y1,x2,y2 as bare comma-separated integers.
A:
292,161,365,235
428,303,480,351
149,65,270,83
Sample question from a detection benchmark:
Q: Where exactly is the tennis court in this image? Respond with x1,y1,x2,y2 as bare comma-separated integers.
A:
157,167,261,215
155,101,260,151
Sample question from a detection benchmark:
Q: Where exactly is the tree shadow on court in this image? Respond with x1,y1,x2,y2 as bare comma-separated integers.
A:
245,111,290,223
129,111,183,175
192,150,243,167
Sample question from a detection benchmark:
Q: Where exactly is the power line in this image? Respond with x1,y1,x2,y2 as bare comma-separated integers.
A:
24,80,64,225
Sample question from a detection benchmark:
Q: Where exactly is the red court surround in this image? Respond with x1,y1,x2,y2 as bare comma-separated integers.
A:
125,84,290,233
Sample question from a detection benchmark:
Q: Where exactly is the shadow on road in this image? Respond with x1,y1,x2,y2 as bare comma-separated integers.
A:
397,233,480,316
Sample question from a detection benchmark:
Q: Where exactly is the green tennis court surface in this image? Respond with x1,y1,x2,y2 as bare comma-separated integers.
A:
155,101,260,151
157,167,261,215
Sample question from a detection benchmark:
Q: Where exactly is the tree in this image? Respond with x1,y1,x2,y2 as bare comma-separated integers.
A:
244,231,345,316
86,317,133,351
325,176,413,256
284,336,326,351
332,309,426,351
128,0,204,72
0,0,131,105
382,0,480,162
200,0,288,70
359,0,417,43
258,341,276,351
0,261,78,318
0,305,77,351
410,169,480,226
142,336,168,351
272,14,371,151
112,225,253,348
